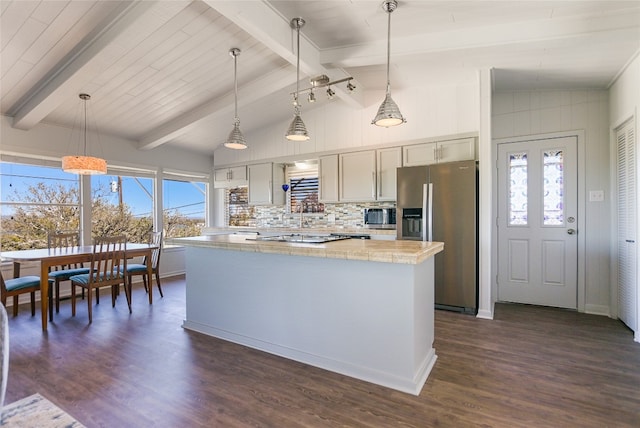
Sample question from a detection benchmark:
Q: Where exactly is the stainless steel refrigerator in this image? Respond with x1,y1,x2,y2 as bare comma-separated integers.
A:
396,160,478,314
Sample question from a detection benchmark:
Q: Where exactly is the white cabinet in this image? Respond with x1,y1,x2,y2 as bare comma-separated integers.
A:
340,151,376,202
376,147,401,201
248,163,285,205
318,155,339,203
213,166,247,188
403,137,475,166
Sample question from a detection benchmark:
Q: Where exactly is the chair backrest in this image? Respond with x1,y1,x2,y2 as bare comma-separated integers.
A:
148,231,163,270
48,232,83,271
0,303,9,412
89,236,127,286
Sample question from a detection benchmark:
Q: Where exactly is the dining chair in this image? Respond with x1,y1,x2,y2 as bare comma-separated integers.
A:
124,231,164,298
0,303,8,417
69,236,131,323
0,271,41,317
47,232,90,320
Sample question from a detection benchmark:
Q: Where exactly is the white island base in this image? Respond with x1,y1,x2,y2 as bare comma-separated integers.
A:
181,241,439,395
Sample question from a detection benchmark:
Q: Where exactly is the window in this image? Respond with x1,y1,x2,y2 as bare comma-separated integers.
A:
226,187,255,227
91,169,154,242
162,172,207,238
1,159,80,250
287,164,324,214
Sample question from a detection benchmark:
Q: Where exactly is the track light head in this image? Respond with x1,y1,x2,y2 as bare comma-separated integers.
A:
308,90,316,103
326,87,335,99
347,81,356,92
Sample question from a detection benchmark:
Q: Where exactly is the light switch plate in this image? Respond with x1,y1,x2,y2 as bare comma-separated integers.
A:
589,190,605,202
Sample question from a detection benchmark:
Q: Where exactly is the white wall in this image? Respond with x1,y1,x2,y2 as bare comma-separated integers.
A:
492,90,611,315
214,83,480,165
609,52,640,340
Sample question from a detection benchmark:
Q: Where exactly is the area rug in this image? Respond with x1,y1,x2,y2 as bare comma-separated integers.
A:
1,393,85,427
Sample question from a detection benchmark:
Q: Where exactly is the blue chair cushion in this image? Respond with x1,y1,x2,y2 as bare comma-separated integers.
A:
69,272,124,286
5,276,40,292
48,267,91,281
123,264,149,274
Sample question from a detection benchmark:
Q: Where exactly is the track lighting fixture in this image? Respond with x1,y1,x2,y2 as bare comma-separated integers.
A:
286,17,310,142
292,74,356,104
372,0,406,127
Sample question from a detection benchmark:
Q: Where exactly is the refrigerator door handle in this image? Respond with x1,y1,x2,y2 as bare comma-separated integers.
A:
426,183,433,241
421,183,428,241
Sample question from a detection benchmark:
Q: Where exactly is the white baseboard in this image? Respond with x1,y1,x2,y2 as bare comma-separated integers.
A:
584,304,610,317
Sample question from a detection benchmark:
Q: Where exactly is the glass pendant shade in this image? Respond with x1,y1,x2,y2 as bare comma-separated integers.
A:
372,92,405,127
286,112,309,141
62,155,107,175
62,93,107,175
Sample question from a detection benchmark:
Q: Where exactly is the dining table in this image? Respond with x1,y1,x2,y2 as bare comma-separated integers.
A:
0,243,157,331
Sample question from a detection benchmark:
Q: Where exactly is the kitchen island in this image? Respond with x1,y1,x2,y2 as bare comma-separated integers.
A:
168,234,444,395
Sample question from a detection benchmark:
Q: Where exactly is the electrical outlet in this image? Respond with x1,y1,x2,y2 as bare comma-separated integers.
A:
589,190,604,202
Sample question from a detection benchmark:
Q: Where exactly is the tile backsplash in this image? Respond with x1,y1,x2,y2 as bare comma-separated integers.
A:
252,202,396,229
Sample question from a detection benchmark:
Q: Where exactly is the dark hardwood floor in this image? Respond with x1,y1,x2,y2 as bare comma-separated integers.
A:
4,275,640,427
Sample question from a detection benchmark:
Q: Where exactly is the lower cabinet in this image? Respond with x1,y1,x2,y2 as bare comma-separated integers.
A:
248,163,285,205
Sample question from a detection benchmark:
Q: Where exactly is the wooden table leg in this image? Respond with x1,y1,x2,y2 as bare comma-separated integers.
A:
147,249,153,304
40,260,49,331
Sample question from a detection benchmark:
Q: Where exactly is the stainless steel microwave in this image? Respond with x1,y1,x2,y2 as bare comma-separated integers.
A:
363,208,396,229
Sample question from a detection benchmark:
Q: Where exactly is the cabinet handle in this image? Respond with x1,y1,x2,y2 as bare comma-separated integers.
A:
268,180,272,203
372,172,376,199
433,147,437,161
227,170,231,181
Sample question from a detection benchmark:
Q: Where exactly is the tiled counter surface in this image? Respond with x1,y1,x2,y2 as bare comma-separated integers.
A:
202,226,397,238
168,234,443,265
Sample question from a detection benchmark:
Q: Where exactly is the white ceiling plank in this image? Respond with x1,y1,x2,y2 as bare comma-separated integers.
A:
204,0,364,109
9,0,159,131
321,8,640,69
137,66,292,150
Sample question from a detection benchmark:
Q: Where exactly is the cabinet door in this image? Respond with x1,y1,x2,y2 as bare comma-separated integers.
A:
213,168,230,188
403,143,437,166
340,151,376,202
248,163,273,205
438,138,476,163
377,147,401,201
319,155,339,202
228,166,247,185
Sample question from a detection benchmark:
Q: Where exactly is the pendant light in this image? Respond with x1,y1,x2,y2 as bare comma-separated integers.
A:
285,17,310,141
372,0,406,127
224,48,248,149
62,93,107,175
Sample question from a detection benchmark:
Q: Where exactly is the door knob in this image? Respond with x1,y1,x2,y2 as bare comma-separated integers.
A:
567,229,576,235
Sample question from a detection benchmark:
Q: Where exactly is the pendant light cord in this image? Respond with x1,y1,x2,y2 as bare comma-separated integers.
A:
233,50,239,123
83,96,88,156
385,7,391,95
295,20,301,109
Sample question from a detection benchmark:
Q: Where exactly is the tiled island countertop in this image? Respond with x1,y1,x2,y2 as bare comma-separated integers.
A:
168,233,443,265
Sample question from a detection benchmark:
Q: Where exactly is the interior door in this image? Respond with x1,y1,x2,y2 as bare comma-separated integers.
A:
497,136,578,309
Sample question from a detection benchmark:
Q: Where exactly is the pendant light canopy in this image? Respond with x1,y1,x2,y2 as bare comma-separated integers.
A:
286,17,310,142
224,48,248,150
372,0,406,127
62,93,107,175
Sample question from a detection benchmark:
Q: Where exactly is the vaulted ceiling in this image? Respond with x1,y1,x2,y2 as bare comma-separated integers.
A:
2,1,639,155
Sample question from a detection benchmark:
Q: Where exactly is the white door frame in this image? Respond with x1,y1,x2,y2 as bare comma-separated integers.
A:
493,130,586,312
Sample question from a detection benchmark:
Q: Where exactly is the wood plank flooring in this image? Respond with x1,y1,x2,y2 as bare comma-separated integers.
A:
4,275,640,427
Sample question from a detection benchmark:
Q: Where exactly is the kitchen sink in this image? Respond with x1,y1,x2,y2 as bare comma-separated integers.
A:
247,234,351,244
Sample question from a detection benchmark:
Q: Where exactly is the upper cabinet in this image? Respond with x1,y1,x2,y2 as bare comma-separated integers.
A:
319,155,339,203
403,137,476,166
339,151,377,202
377,147,402,201
213,166,247,188
248,163,285,205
